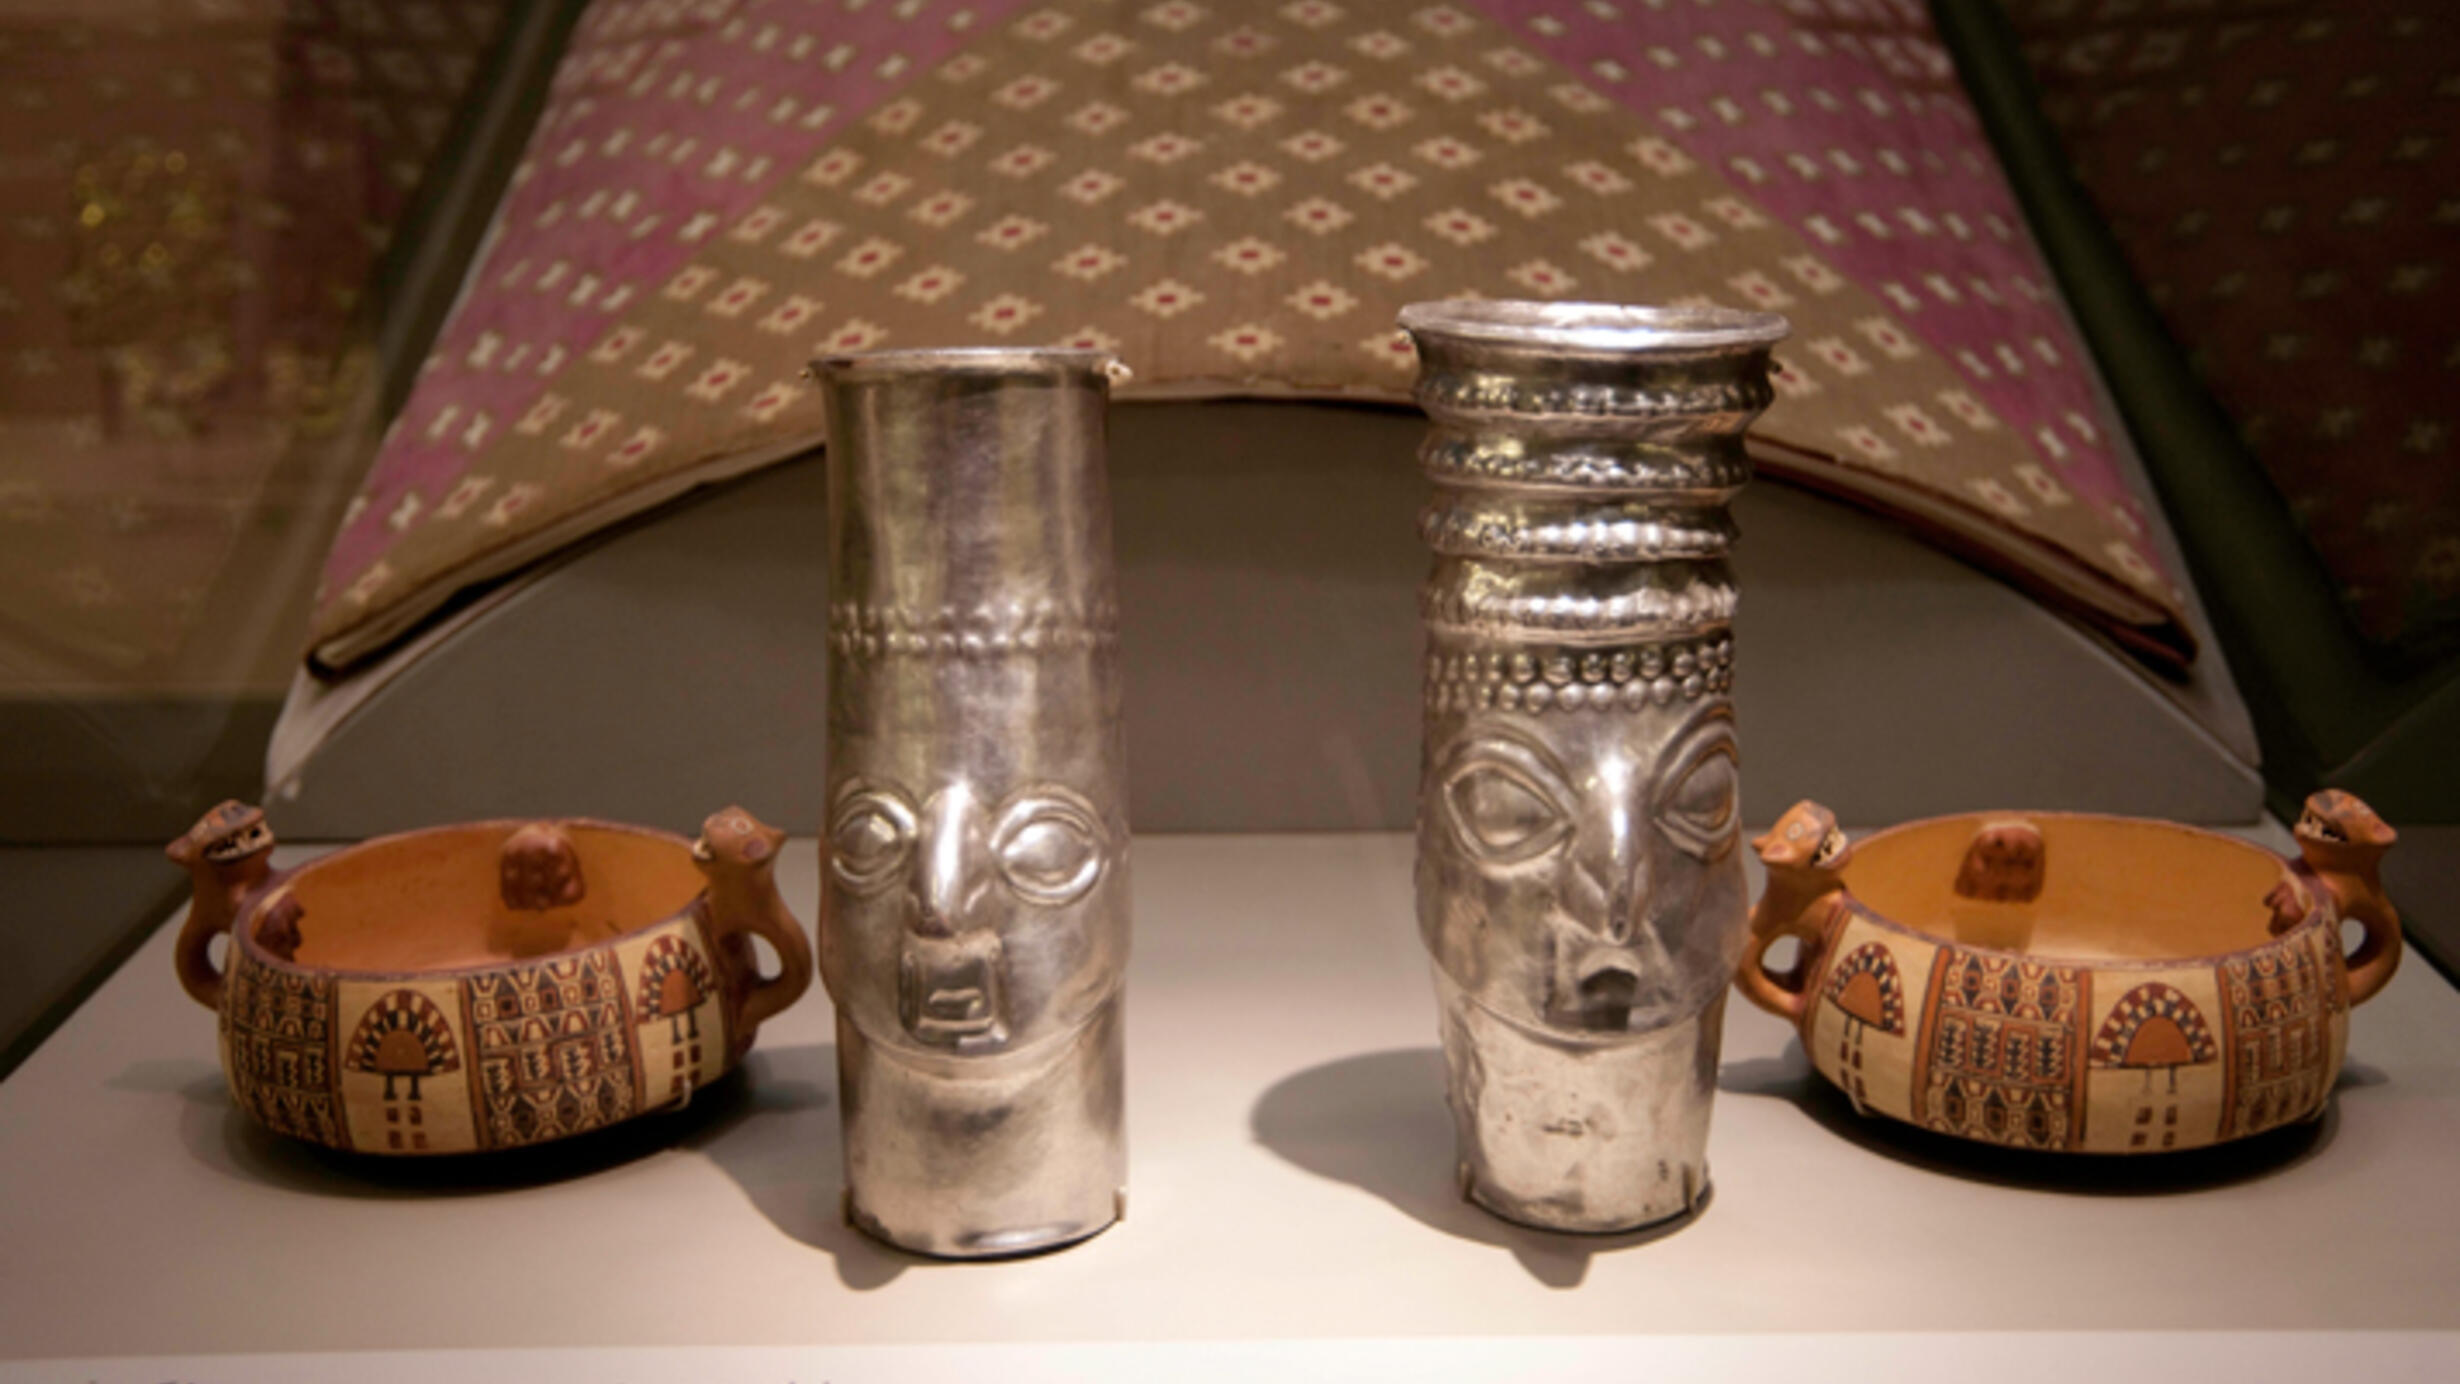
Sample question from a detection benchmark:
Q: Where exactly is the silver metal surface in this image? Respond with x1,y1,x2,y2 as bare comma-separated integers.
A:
812,348,1130,1258
1398,301,1788,1234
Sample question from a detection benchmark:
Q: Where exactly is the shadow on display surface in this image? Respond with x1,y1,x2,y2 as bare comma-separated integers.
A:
1249,1047,1704,1289
113,1041,915,1292
116,1029,2365,1298
1247,1040,2363,1292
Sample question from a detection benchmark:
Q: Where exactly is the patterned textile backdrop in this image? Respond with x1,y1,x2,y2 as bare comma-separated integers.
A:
2007,0,2460,659
0,0,509,673
312,0,2195,670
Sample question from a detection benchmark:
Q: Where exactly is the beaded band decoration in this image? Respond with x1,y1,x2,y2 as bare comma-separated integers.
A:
1424,637,1737,714
826,602,1119,660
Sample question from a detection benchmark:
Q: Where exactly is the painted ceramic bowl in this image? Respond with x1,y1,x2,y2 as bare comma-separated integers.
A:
1735,791,2401,1154
167,803,812,1155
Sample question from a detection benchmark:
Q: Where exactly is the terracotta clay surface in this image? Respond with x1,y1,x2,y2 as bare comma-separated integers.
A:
166,804,812,1155
1737,791,2402,1154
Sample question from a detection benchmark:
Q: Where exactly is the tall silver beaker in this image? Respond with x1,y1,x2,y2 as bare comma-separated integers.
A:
1398,301,1787,1233
812,349,1130,1257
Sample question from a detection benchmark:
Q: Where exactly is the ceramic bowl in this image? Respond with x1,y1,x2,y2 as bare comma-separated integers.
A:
1735,791,2402,1154
167,803,812,1155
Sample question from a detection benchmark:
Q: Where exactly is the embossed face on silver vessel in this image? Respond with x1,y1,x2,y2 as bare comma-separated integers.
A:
1401,300,1784,1235
827,774,1118,1054
811,347,1132,1258
1421,661,1743,1036
813,349,1132,1068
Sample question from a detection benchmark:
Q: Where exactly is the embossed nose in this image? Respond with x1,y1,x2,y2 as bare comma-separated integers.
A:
1602,882,1645,945
911,787,987,940
1569,838,1648,945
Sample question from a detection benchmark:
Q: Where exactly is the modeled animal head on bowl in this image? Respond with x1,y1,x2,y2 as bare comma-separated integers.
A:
2263,874,2314,935
1420,695,1744,1037
1753,800,1849,878
823,775,1122,1057
499,823,586,912
2295,790,2396,864
253,887,307,962
695,807,785,873
167,800,276,872
1953,819,2047,904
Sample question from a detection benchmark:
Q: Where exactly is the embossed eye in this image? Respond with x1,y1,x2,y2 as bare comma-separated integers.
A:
829,791,914,893
993,798,1106,904
1656,745,1739,860
1444,761,1571,865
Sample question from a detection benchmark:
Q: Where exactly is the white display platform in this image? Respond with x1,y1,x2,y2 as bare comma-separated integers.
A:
4,833,2457,1380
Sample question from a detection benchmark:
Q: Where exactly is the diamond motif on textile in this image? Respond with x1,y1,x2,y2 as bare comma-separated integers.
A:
313,0,2192,671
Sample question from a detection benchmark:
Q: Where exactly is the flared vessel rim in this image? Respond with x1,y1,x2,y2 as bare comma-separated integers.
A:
1398,299,1788,353
810,346,1122,379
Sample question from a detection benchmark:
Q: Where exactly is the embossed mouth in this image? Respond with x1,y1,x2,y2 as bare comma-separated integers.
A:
1572,963,1641,1031
918,986,998,1038
1398,299,1789,353
899,938,1009,1050
1546,946,1654,1033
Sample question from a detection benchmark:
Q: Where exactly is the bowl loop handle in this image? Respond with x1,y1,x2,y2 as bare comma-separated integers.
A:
1737,801,1853,1024
164,800,279,1011
2285,790,2403,1007
695,807,816,1035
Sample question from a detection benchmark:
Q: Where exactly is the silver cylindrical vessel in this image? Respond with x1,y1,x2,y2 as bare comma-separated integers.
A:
812,349,1129,1258
1397,301,1788,1234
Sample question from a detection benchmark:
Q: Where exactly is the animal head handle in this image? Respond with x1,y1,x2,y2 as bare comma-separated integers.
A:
167,801,278,1009
500,824,586,911
1737,800,1852,1022
2290,789,2403,1006
1954,820,2046,904
2294,789,2397,873
693,806,813,1032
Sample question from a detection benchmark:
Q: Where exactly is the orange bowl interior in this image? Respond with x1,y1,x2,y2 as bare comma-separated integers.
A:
1841,814,2300,963
260,823,707,975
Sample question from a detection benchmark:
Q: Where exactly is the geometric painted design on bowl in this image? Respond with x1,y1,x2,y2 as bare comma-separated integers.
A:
1822,942,1907,1036
2089,982,2218,1071
220,956,342,1147
635,934,717,1043
1817,938,1916,1114
343,988,462,1100
626,925,731,1107
464,952,637,1150
2219,924,2339,1141
1914,950,2087,1152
